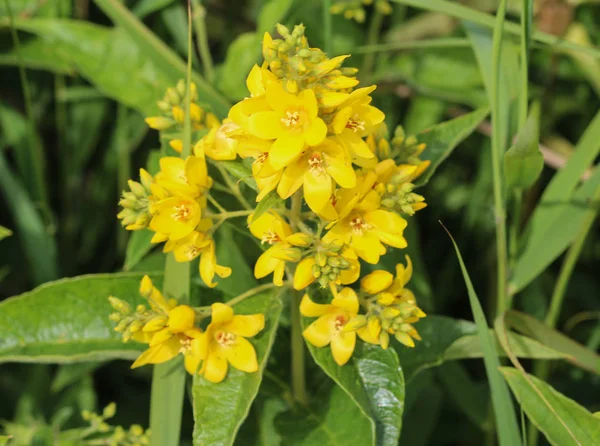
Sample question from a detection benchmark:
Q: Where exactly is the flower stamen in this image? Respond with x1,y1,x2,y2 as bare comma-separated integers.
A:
349,216,371,235
215,331,237,346
281,110,301,128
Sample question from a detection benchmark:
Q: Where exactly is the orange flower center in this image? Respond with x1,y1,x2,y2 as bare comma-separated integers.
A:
261,230,281,244
308,153,326,175
172,202,194,221
349,216,371,235
186,245,201,260
334,314,347,332
178,336,192,354
215,331,236,346
346,115,365,132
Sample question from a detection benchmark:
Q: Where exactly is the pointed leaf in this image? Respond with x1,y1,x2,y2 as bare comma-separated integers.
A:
192,289,282,446
0,226,12,242
500,367,600,446
302,318,405,446
251,190,285,223
504,102,543,190
415,106,490,186
124,229,156,271
219,160,258,191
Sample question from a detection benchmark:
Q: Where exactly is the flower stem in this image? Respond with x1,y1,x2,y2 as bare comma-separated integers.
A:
214,162,252,210
362,7,384,80
211,209,254,220
290,290,308,405
322,0,332,55
191,0,215,83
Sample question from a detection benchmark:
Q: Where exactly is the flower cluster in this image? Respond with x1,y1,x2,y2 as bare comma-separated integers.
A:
330,0,392,23
109,276,264,383
81,403,150,445
112,24,429,379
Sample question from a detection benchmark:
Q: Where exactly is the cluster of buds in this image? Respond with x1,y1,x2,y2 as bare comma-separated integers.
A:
376,176,427,216
117,170,154,230
391,126,428,168
81,403,150,446
108,293,173,343
330,0,392,23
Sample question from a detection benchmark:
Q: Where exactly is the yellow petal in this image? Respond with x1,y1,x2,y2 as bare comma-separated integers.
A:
266,81,298,113
360,270,394,295
131,336,181,368
324,155,356,189
357,326,380,345
277,158,308,199
297,88,318,118
248,111,284,140
203,349,229,383
168,305,196,333
331,331,356,365
254,247,281,279
211,303,234,325
269,134,305,170
225,337,259,372
224,314,265,337
302,314,336,347
331,287,359,313
304,118,327,146
303,170,332,214
273,261,286,286
294,258,317,290
191,333,209,359
184,352,202,375
332,106,353,135
395,332,416,348
299,293,333,317
149,327,174,346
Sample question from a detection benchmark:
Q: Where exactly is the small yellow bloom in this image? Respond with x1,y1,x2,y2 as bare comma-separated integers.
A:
247,82,328,170
149,196,203,241
300,288,359,365
199,239,232,288
154,155,212,197
195,120,239,161
249,212,296,286
145,116,175,131
277,138,356,215
192,303,265,383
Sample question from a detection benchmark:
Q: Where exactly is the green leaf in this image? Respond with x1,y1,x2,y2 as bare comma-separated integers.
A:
251,190,285,223
133,0,176,18
0,273,158,363
415,106,490,186
502,311,600,375
9,19,174,115
124,229,156,271
51,362,102,393
215,225,257,296
442,225,522,446
0,436,11,446
217,33,261,101
302,321,405,446
396,315,566,382
192,289,282,446
276,385,373,445
504,102,543,190
0,38,74,74
219,160,258,192
500,367,600,446
0,153,58,285
510,165,600,292
0,226,12,242
93,0,230,117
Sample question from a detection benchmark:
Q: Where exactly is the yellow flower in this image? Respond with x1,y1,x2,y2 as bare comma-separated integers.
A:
191,303,264,383
131,303,203,371
331,86,385,163
277,138,356,215
195,120,239,161
247,82,328,170
149,196,203,241
248,212,301,286
300,288,359,365
246,63,278,97
323,170,408,264
199,239,232,288
154,155,212,197
358,256,426,348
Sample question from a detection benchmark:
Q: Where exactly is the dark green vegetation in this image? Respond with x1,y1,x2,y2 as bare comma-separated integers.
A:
1,0,599,445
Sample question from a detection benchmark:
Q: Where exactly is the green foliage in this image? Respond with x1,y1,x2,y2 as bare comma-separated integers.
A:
501,368,600,446
124,230,156,271
193,290,282,446
504,102,543,190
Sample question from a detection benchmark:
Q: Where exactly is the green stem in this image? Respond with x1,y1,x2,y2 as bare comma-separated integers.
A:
519,0,533,129
529,185,600,446
491,0,509,316
4,0,48,207
191,0,215,83
362,7,384,80
149,5,193,445
214,162,252,210
211,209,254,220
149,254,189,446
323,0,332,55
290,290,308,405
508,190,522,269
116,105,131,256
354,37,470,54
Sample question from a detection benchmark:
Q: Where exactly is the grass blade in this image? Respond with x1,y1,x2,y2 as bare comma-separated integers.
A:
441,223,522,446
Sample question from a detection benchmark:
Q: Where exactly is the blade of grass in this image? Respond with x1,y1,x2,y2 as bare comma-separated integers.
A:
491,0,509,314
441,222,522,446
93,0,230,118
355,37,471,53
322,0,332,55
148,3,193,445
4,0,48,207
389,0,600,59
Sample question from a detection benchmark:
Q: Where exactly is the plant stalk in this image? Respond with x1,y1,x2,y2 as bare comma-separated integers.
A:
362,7,385,80
191,0,215,83
290,290,308,405
323,0,332,55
